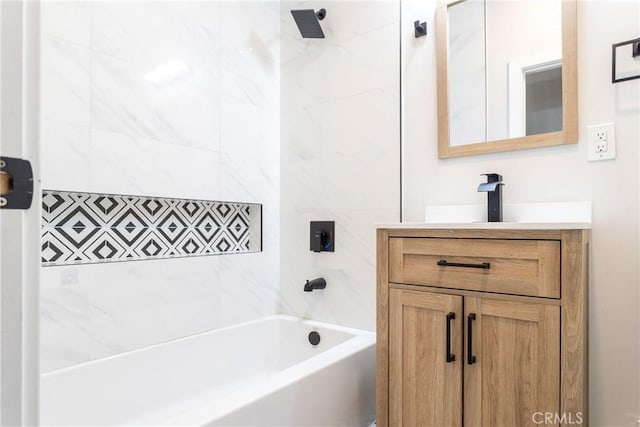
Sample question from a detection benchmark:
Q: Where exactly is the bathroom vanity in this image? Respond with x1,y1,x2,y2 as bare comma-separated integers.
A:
376,224,589,426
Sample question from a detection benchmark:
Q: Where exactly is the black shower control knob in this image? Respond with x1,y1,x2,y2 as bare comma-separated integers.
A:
310,221,335,252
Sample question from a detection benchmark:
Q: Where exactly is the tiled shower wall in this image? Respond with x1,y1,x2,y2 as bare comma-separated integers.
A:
40,1,280,372
279,1,400,330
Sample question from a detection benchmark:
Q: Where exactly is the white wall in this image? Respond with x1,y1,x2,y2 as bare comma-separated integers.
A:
39,1,280,372
402,0,640,425
279,1,400,330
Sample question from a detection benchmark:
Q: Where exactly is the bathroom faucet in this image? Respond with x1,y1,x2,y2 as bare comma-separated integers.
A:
304,278,326,292
477,173,504,222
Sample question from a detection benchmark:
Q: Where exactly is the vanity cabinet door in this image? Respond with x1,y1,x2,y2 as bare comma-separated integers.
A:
389,288,463,427
464,297,560,427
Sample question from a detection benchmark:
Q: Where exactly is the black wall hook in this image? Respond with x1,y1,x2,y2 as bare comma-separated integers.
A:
414,20,427,38
612,37,640,83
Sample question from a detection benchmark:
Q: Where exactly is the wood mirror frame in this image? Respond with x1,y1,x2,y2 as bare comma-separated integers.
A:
436,0,577,158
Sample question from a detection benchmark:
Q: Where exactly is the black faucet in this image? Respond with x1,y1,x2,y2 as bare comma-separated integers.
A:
304,278,326,292
477,174,504,222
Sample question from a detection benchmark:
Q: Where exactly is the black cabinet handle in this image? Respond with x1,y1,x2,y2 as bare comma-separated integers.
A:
446,312,455,363
437,260,490,269
467,313,477,365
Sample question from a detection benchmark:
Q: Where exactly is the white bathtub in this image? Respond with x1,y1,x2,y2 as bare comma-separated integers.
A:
40,315,376,426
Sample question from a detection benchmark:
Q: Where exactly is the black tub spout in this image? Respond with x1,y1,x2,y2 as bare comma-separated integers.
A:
304,278,326,292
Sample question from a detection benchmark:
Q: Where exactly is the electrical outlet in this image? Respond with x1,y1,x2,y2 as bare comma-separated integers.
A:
595,129,607,152
587,122,616,161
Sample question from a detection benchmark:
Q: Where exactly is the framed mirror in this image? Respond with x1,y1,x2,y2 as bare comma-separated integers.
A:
436,0,577,158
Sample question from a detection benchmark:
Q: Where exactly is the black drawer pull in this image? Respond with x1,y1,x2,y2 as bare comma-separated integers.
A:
446,312,455,363
437,260,490,269
467,313,477,365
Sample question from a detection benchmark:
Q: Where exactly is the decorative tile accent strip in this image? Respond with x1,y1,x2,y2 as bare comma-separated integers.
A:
41,191,262,266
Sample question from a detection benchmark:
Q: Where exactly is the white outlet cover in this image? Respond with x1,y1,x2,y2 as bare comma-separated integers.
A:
587,122,616,161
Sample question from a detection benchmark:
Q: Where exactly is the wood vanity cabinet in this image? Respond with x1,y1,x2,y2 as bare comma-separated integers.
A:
376,228,589,427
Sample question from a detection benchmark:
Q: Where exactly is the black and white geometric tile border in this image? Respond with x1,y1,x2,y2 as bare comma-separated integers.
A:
42,190,261,266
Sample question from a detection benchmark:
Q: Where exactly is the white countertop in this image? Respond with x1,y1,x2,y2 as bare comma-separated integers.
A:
376,222,592,230
422,202,592,226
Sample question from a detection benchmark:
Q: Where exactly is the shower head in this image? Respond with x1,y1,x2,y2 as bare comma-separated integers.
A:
290,9,326,39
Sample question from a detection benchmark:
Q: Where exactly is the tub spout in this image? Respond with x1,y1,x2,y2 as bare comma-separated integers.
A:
304,278,326,292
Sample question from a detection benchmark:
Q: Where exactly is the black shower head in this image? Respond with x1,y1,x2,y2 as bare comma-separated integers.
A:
290,9,326,39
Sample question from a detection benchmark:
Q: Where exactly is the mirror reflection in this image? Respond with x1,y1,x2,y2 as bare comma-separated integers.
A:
447,0,562,147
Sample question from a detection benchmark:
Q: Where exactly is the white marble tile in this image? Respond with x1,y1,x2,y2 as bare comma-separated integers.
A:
40,120,91,192
219,95,280,164
280,107,322,162
323,156,398,210
279,264,376,331
90,129,221,201
39,0,281,372
219,154,278,204
279,206,396,329
280,1,399,108
90,130,156,197
279,0,400,331
91,52,221,150
87,257,220,360
41,1,90,46
279,71,324,113
338,22,399,91
280,153,399,330
41,35,91,126
283,209,391,272
280,158,326,212
218,251,280,328
91,1,221,90
40,267,92,372
282,154,398,215
282,43,389,108
219,2,280,111
149,140,221,201
314,89,399,160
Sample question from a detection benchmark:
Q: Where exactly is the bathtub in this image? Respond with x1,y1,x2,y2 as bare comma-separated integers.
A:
40,315,376,426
